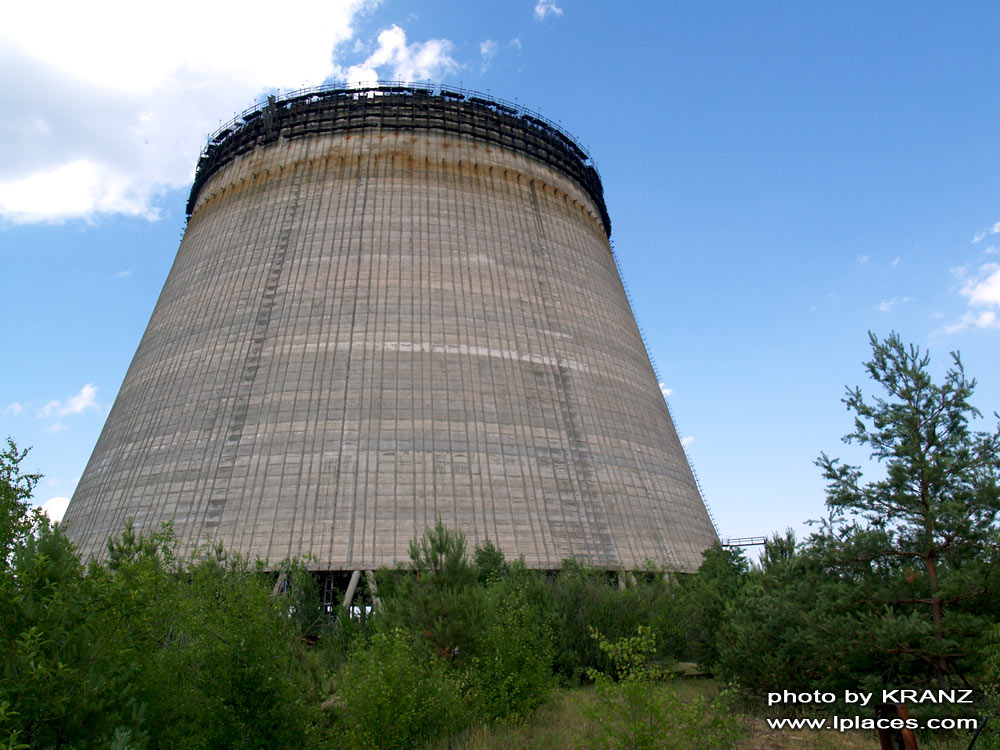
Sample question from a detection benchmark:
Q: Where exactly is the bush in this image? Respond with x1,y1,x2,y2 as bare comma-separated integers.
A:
581,626,740,750
332,628,468,749
378,521,487,662
464,573,557,722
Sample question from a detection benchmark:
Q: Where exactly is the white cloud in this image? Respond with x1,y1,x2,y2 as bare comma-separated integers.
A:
510,38,523,52
939,262,1000,333
114,268,133,278
0,160,158,223
658,382,673,398
0,0,389,223
875,296,913,313
3,402,23,416
480,39,498,74
41,497,70,523
535,0,563,20
940,310,1000,335
986,246,999,256
961,263,1000,308
47,423,68,433
973,222,1000,243
334,25,459,86
39,384,100,418
892,256,901,266
681,436,695,447
857,254,870,265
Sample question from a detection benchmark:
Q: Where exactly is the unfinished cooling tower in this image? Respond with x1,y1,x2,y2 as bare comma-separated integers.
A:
64,84,718,573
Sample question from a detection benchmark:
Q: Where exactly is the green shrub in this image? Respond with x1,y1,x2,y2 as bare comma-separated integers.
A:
464,577,557,722
332,628,468,749
581,626,740,750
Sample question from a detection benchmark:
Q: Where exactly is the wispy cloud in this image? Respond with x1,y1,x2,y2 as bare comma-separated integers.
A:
114,268,133,278
857,254,870,265
334,24,459,86
875,296,913,313
973,221,1000,243
39,383,100,418
3,402,23,416
480,39,498,74
534,0,563,20
892,256,901,266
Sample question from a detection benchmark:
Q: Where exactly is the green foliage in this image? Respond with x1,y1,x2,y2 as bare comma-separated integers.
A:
714,532,855,696
673,544,748,670
106,541,323,749
581,627,739,750
274,556,326,642
816,331,1000,687
1,444,145,748
541,561,681,684
0,438,41,572
373,530,556,729
463,571,557,722
473,538,509,584
332,628,469,749
381,521,487,661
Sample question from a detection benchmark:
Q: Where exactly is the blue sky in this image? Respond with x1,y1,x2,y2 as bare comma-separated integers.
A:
2,1,999,544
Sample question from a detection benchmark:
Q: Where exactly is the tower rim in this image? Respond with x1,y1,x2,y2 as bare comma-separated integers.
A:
187,81,612,237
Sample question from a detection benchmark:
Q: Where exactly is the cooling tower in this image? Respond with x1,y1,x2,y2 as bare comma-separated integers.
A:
65,84,718,572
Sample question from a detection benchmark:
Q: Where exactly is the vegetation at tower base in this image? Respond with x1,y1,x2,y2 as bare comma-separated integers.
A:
3,332,999,748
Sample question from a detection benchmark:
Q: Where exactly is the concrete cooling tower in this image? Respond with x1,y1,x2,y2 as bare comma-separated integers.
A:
64,84,719,574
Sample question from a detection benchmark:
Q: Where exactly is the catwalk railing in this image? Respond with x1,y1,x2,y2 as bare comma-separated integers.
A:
190,81,610,236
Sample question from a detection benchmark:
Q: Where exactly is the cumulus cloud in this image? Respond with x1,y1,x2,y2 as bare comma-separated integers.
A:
480,39,498,74
39,384,100,418
41,497,70,523
961,263,1000,308
658,382,673,398
0,0,465,224
334,25,459,86
681,436,695,447
939,262,1000,333
535,0,563,20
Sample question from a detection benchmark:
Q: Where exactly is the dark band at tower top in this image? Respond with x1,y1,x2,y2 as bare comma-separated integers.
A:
65,83,718,572
188,84,612,239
